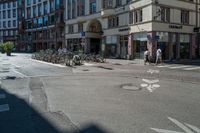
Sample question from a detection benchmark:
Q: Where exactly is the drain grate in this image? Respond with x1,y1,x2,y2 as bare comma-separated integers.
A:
121,83,141,91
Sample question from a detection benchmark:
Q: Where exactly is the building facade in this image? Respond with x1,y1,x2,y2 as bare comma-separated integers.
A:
17,0,65,52
0,0,18,46
65,0,199,60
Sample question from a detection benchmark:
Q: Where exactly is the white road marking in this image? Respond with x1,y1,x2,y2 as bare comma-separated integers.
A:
30,59,66,68
0,104,10,112
184,123,200,133
142,79,159,84
151,128,184,133
168,117,194,133
147,69,160,74
0,94,6,99
157,65,174,68
151,117,200,133
169,66,191,69
12,69,27,77
183,67,200,71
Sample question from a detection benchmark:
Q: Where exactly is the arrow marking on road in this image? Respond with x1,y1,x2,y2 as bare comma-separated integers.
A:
151,117,200,133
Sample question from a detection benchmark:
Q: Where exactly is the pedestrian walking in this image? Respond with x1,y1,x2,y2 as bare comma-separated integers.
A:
144,49,150,65
156,48,162,65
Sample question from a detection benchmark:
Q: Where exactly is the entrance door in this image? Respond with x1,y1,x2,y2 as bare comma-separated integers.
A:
90,38,100,54
120,36,128,59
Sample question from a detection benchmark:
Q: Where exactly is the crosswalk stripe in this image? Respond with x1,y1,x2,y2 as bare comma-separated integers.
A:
183,67,200,70
0,104,10,112
169,66,191,69
0,94,6,99
157,65,174,68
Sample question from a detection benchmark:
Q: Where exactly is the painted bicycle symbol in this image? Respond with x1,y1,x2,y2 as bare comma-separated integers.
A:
140,79,160,92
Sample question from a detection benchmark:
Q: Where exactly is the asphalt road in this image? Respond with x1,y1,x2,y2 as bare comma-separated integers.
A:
0,53,200,133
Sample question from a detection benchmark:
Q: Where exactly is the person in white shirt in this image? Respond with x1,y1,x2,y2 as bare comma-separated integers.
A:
156,48,162,65
58,47,62,55
144,49,150,65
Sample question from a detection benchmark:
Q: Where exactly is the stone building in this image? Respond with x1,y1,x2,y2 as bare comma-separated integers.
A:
65,0,199,60
0,0,18,47
17,0,65,52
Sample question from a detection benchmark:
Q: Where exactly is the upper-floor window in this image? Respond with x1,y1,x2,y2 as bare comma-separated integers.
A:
77,0,85,16
134,9,143,23
116,0,122,7
33,6,37,17
103,0,113,9
181,10,189,24
90,0,96,14
78,23,84,32
13,9,16,18
160,7,170,22
68,25,74,33
72,0,76,18
108,16,119,28
50,0,55,12
13,2,16,7
43,1,48,14
38,4,42,16
27,0,31,6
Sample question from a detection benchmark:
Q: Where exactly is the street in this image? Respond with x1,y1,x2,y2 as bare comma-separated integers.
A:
0,53,200,133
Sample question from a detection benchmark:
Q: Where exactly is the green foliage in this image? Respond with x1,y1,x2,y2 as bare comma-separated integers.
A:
3,41,14,52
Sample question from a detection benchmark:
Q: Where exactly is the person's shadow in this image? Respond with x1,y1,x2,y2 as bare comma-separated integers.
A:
0,88,109,133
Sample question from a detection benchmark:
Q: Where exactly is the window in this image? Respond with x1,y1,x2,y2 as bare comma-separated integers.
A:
13,9,16,18
108,16,119,28
116,0,122,7
26,7,31,19
13,20,16,27
8,2,11,8
72,0,76,18
3,21,6,28
50,0,55,12
8,10,11,18
43,1,48,14
160,7,170,22
27,0,31,6
68,25,74,33
33,6,36,17
38,17,43,27
103,0,113,9
134,9,143,23
181,10,189,24
78,23,83,32
67,0,71,19
13,2,16,7
77,0,85,16
3,11,6,19
43,16,48,26
38,4,42,16
8,21,11,27
129,12,133,24
90,0,96,14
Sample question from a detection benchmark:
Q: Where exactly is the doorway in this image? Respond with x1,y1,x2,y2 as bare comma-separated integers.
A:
90,38,101,54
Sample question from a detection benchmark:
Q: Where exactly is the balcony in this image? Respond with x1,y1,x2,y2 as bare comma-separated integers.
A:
101,8,115,17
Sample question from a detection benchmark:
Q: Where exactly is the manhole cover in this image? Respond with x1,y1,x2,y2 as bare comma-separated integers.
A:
121,84,141,91
82,69,89,71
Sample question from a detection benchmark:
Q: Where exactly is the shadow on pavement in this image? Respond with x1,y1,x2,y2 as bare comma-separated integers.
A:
0,88,110,133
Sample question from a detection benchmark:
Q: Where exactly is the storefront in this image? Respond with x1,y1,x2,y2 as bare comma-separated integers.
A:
119,35,128,59
156,32,169,60
67,38,82,52
132,33,147,59
105,35,117,58
180,34,190,59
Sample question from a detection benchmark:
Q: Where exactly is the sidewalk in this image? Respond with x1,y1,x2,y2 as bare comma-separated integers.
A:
105,59,144,65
